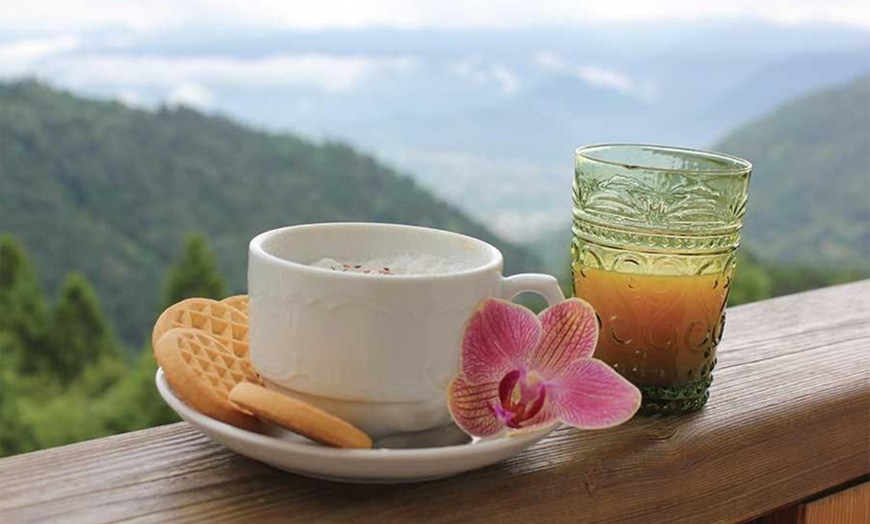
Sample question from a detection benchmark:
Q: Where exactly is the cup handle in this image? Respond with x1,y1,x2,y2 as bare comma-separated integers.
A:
500,273,565,307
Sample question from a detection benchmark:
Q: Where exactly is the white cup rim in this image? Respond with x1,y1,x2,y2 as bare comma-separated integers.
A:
249,222,504,280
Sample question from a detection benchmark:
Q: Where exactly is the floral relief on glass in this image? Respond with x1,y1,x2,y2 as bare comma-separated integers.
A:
572,144,751,415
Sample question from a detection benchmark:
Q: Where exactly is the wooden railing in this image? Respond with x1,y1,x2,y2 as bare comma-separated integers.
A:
1,281,868,523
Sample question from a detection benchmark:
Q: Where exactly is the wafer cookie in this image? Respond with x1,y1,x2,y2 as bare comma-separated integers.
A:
155,328,261,431
221,294,248,315
153,297,251,364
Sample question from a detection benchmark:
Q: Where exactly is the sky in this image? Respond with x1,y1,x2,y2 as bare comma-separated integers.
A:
0,1,868,240
1,1,867,113
1,0,870,31
2,1,867,104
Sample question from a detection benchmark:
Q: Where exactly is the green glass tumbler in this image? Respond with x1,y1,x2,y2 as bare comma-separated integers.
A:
572,144,752,414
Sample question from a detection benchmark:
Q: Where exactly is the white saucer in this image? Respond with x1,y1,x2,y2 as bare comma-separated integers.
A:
155,369,559,483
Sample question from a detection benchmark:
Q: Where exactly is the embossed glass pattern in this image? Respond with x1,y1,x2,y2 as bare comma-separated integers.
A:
572,144,751,414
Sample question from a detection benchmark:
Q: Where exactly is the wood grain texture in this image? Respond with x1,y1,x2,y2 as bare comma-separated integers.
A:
804,482,869,524
1,281,868,524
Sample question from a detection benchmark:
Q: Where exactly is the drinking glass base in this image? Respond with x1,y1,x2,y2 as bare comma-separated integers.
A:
637,375,713,415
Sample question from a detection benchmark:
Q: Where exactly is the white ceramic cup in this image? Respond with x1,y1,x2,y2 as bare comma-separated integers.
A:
248,223,565,438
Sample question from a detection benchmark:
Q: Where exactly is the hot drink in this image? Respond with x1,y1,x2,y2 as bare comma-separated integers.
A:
310,253,473,276
248,222,565,437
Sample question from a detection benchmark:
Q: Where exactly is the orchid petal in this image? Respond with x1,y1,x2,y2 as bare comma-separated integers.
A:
447,375,505,437
461,298,541,383
530,298,600,380
547,358,641,430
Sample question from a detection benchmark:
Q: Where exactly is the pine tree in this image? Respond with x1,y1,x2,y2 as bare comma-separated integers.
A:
0,234,49,373
47,272,120,385
0,334,35,456
162,232,227,309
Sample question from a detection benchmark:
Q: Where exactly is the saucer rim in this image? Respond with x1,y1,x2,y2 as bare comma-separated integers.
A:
155,368,559,461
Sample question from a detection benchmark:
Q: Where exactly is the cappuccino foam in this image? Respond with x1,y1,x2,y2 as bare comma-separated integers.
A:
311,253,474,276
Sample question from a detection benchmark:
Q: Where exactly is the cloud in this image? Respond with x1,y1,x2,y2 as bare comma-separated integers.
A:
0,35,79,76
115,88,150,108
230,0,870,29
535,51,655,99
448,57,520,95
448,57,489,85
2,0,867,32
1,50,420,94
534,52,570,73
490,65,520,95
0,1,178,32
167,82,214,109
576,66,635,94
490,209,568,242
293,98,317,114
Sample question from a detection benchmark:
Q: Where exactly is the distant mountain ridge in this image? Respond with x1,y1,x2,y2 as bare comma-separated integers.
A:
350,46,869,242
715,74,869,267
533,75,870,274
0,80,540,345
688,48,870,145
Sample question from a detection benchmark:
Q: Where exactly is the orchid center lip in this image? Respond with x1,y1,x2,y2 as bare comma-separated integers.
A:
495,368,548,429
525,370,544,386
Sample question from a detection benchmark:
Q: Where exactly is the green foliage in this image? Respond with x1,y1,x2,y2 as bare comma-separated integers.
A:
0,80,540,345
0,234,49,373
0,235,172,458
0,75,548,455
70,352,126,398
0,335,35,456
18,392,107,451
47,272,121,385
0,77,867,460
728,253,774,306
162,232,227,309
715,75,870,268
1,345,176,456
95,348,179,434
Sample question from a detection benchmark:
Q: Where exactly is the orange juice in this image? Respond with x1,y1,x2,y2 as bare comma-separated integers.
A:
573,266,730,387
572,144,750,413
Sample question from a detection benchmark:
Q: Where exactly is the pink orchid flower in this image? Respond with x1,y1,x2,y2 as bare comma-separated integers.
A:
448,298,641,437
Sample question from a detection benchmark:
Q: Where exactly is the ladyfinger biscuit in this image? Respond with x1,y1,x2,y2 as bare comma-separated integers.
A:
155,328,260,432
229,382,373,449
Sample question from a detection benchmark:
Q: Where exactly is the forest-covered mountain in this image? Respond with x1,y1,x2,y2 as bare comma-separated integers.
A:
715,74,869,267
0,75,865,459
0,80,540,345
535,75,870,278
